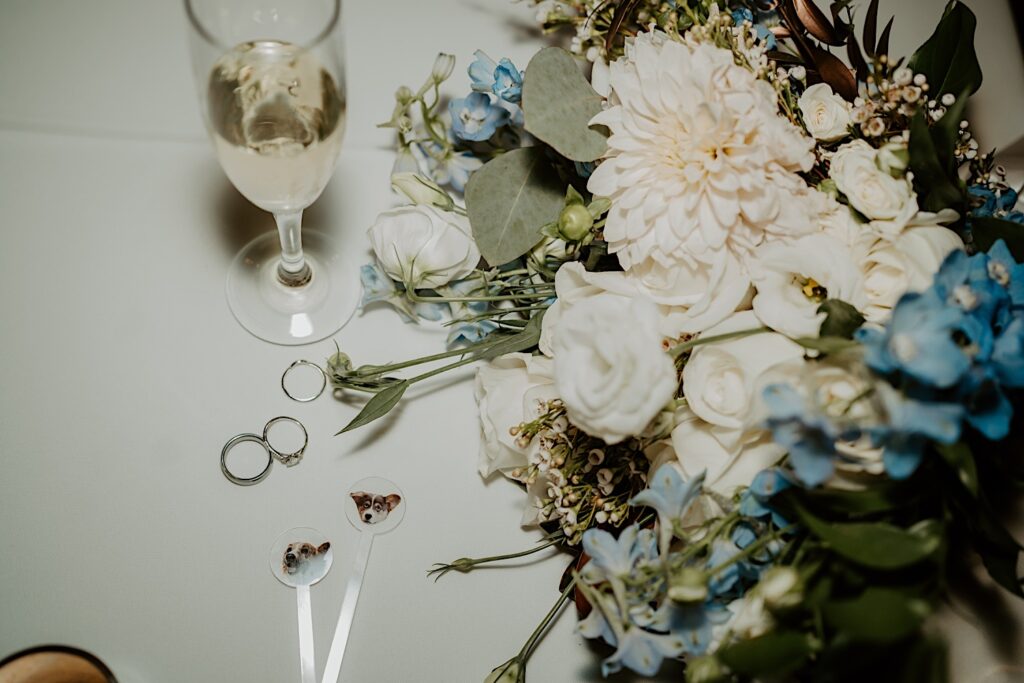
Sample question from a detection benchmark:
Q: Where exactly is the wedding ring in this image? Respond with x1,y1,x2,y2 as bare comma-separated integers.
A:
281,360,327,402
263,416,308,467
221,433,273,486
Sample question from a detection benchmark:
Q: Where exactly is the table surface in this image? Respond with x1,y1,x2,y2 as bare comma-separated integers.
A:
1,2,1023,682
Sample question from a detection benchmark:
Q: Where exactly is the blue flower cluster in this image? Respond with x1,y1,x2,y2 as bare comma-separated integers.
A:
577,466,768,677
763,241,1024,485
449,51,524,143
969,185,1024,224
730,8,778,50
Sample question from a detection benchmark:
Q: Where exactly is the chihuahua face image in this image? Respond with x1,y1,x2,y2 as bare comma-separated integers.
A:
350,491,402,524
283,541,331,575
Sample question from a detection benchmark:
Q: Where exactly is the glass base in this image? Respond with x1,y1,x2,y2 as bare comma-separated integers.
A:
226,230,360,346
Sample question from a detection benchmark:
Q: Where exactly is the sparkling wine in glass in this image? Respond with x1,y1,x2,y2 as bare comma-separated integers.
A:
186,0,358,345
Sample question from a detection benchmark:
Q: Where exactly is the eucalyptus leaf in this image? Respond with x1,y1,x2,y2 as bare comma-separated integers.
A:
818,299,865,339
522,47,608,162
466,147,565,265
793,502,942,570
971,217,1024,260
717,631,813,677
337,381,409,434
823,588,927,641
908,1,982,96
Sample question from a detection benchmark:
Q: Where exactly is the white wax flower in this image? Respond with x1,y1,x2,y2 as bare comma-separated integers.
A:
552,296,677,444
367,205,480,289
750,232,866,338
587,31,823,330
474,353,557,479
798,83,852,141
829,140,917,231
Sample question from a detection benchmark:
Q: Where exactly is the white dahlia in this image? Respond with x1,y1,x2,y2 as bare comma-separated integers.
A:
587,31,822,322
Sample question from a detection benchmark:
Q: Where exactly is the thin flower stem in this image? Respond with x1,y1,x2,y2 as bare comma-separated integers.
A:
408,355,479,384
669,327,772,359
409,291,553,303
520,582,574,660
706,525,795,577
351,345,481,377
428,537,563,580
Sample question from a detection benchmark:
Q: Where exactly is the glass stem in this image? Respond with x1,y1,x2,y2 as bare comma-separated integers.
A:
275,210,312,287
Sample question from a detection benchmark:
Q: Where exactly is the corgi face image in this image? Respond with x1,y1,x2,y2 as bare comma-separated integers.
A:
283,541,331,575
350,491,402,524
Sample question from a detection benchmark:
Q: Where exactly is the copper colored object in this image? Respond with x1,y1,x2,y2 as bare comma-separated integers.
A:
0,646,116,683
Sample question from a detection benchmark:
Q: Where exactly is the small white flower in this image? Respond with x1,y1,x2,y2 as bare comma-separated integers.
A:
390,172,455,211
798,83,852,141
893,67,913,86
553,295,678,444
367,205,480,289
588,448,605,465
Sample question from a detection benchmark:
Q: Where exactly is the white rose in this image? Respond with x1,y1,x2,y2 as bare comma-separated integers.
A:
474,353,557,478
539,262,709,357
859,225,963,324
830,140,918,231
749,232,866,338
798,83,852,142
367,205,480,289
672,311,803,494
552,296,677,444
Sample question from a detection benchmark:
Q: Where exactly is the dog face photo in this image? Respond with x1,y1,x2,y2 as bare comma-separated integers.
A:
350,491,401,525
282,541,331,576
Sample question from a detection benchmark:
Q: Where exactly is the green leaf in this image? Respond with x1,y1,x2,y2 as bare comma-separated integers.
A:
337,381,409,434
717,631,813,677
908,1,982,96
935,441,978,496
466,147,565,265
522,47,608,162
971,217,1024,260
908,109,966,213
475,313,544,361
822,587,928,642
792,336,860,354
817,299,866,339
792,501,942,570
803,482,913,516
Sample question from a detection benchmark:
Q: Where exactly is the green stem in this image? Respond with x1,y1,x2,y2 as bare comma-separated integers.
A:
408,355,479,384
351,345,480,377
409,290,553,303
520,582,574,660
430,537,563,578
669,327,772,359
706,525,795,577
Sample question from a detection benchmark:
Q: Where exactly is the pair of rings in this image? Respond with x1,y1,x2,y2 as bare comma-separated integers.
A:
221,416,308,486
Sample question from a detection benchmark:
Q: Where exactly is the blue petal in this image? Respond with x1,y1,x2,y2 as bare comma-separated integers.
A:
882,439,924,479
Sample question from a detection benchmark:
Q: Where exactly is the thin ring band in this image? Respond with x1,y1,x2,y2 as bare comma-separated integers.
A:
221,433,273,486
263,416,309,467
281,360,327,403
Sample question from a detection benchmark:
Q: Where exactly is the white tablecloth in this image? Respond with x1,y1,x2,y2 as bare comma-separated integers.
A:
1,1,1022,682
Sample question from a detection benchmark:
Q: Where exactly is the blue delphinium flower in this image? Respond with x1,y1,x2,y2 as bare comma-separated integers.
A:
468,50,523,103
668,603,732,656
740,468,792,527
360,262,397,308
969,185,998,216
629,466,704,528
447,319,499,347
730,7,777,49
581,526,658,583
986,239,1024,308
871,383,964,478
761,383,847,486
449,92,510,142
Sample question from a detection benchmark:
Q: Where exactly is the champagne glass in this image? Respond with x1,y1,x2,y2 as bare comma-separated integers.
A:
186,0,358,345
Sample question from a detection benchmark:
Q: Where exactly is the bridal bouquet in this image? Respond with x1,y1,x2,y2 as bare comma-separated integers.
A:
333,1,1024,680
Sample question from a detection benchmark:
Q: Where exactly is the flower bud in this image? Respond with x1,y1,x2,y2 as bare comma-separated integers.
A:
484,658,523,683
817,178,839,199
391,172,455,211
395,85,414,105
760,566,802,613
876,142,910,177
685,655,728,683
668,567,708,604
432,53,456,84
557,204,594,241
328,351,353,375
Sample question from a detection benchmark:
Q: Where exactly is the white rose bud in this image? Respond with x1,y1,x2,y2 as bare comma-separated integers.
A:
367,205,480,289
830,140,917,228
798,83,852,142
552,296,677,444
390,172,455,211
876,141,910,177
